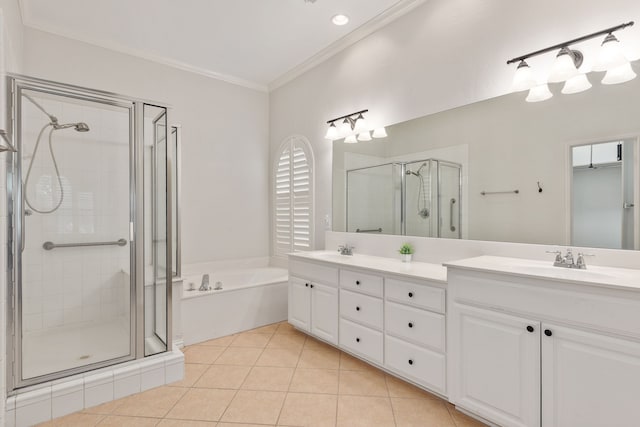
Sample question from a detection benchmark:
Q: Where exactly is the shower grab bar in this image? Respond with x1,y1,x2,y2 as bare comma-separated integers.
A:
356,228,383,233
480,189,519,196
450,198,456,232
43,238,127,251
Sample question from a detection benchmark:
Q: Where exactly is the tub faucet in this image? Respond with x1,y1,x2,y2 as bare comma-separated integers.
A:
199,274,210,291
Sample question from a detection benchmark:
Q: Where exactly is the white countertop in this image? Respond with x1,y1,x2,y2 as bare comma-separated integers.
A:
445,255,640,291
289,251,447,284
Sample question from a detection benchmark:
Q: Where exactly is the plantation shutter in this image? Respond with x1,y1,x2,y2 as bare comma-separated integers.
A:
274,136,314,257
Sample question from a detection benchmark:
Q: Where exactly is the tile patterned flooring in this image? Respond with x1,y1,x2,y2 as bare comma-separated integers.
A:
38,321,486,427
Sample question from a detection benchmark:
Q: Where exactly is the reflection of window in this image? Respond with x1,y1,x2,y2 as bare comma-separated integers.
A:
273,136,314,258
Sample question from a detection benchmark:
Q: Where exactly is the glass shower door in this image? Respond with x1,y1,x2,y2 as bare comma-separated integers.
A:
17,88,134,383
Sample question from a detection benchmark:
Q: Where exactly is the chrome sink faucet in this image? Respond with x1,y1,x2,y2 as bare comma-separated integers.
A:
547,248,593,269
338,244,355,256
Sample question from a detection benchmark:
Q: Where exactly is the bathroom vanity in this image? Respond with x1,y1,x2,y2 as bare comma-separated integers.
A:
446,256,640,427
289,250,640,427
288,251,448,397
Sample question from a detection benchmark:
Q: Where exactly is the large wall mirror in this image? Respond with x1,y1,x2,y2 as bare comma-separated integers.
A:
332,63,640,250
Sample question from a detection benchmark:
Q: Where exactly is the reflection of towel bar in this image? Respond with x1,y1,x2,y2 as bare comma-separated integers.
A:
356,228,382,233
43,238,128,250
481,190,519,196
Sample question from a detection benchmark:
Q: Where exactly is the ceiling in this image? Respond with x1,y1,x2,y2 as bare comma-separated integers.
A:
20,0,424,90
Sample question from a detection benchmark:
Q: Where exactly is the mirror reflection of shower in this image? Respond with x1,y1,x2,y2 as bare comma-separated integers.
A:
22,93,90,214
405,162,430,219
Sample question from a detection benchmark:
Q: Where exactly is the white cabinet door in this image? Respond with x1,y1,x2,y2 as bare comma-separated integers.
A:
451,303,540,427
542,324,640,427
288,277,310,332
311,282,338,344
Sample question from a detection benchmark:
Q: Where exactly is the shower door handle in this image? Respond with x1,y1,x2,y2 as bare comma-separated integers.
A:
623,202,635,209
449,198,456,232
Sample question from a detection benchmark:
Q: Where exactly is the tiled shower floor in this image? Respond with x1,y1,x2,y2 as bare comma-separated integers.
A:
38,321,485,426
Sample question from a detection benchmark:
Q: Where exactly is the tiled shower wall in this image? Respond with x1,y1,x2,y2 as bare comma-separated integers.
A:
20,96,131,334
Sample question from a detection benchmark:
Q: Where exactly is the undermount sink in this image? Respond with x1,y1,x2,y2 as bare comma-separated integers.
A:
306,251,356,262
514,264,614,281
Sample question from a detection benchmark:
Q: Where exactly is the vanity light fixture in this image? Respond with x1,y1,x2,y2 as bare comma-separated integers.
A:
344,134,358,143
325,109,386,143
508,21,635,101
357,131,372,141
372,128,388,138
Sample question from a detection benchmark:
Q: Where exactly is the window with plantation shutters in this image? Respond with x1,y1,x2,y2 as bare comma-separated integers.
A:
274,136,314,257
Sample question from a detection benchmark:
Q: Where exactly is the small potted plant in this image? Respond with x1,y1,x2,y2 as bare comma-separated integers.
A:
398,243,414,263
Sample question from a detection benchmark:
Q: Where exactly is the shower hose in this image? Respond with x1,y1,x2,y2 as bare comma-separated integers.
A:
23,123,65,214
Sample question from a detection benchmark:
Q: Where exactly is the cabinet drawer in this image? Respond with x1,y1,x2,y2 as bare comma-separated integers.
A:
385,335,446,395
289,259,338,286
340,269,383,297
385,301,445,352
340,289,383,330
386,278,445,313
340,318,383,364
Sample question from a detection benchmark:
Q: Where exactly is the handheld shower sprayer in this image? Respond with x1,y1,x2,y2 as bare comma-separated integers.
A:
22,93,91,214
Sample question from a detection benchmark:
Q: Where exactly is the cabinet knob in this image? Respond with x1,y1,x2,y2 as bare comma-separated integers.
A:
356,306,360,311
408,359,414,365
356,337,360,343
408,322,414,328
310,284,314,288
408,292,414,298
305,283,309,287
526,326,534,333
356,280,361,285
544,329,553,337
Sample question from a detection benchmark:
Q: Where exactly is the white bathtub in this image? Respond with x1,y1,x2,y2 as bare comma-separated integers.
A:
181,267,288,345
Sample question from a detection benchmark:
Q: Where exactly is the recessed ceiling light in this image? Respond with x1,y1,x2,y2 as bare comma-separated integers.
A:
332,14,349,26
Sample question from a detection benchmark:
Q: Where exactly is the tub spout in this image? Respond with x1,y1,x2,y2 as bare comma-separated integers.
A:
199,274,210,291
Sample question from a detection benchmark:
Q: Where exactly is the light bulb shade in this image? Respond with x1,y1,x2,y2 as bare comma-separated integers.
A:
324,123,339,140
602,62,637,85
512,60,536,92
561,74,592,95
526,84,553,103
344,135,358,144
357,131,371,141
372,127,387,138
548,49,579,83
593,34,629,72
354,114,368,133
338,118,353,138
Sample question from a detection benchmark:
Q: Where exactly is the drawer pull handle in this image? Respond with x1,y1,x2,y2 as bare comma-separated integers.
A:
408,359,414,365
356,337,360,343
305,283,309,287
408,322,414,328
356,306,360,311
526,325,534,333
544,329,553,337
408,292,414,298
310,284,314,288
356,280,361,285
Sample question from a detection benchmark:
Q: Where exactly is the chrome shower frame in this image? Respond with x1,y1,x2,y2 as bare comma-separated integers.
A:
5,74,173,392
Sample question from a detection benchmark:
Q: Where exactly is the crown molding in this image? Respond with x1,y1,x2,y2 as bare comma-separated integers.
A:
21,16,269,92
268,0,427,91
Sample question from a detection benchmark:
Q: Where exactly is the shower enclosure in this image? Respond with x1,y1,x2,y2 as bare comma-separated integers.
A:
5,75,173,391
346,159,462,238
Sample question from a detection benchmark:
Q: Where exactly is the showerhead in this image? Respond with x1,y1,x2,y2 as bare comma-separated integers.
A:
53,122,90,132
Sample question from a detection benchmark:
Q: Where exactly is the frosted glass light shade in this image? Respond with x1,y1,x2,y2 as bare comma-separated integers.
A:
561,74,592,94
372,127,387,138
325,123,338,140
357,131,371,141
512,60,536,92
344,135,358,144
338,118,352,138
548,50,579,83
526,84,553,102
593,34,628,72
602,62,637,85
354,114,368,133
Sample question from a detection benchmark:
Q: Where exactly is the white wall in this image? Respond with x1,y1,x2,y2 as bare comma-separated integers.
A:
269,0,640,251
23,28,271,264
